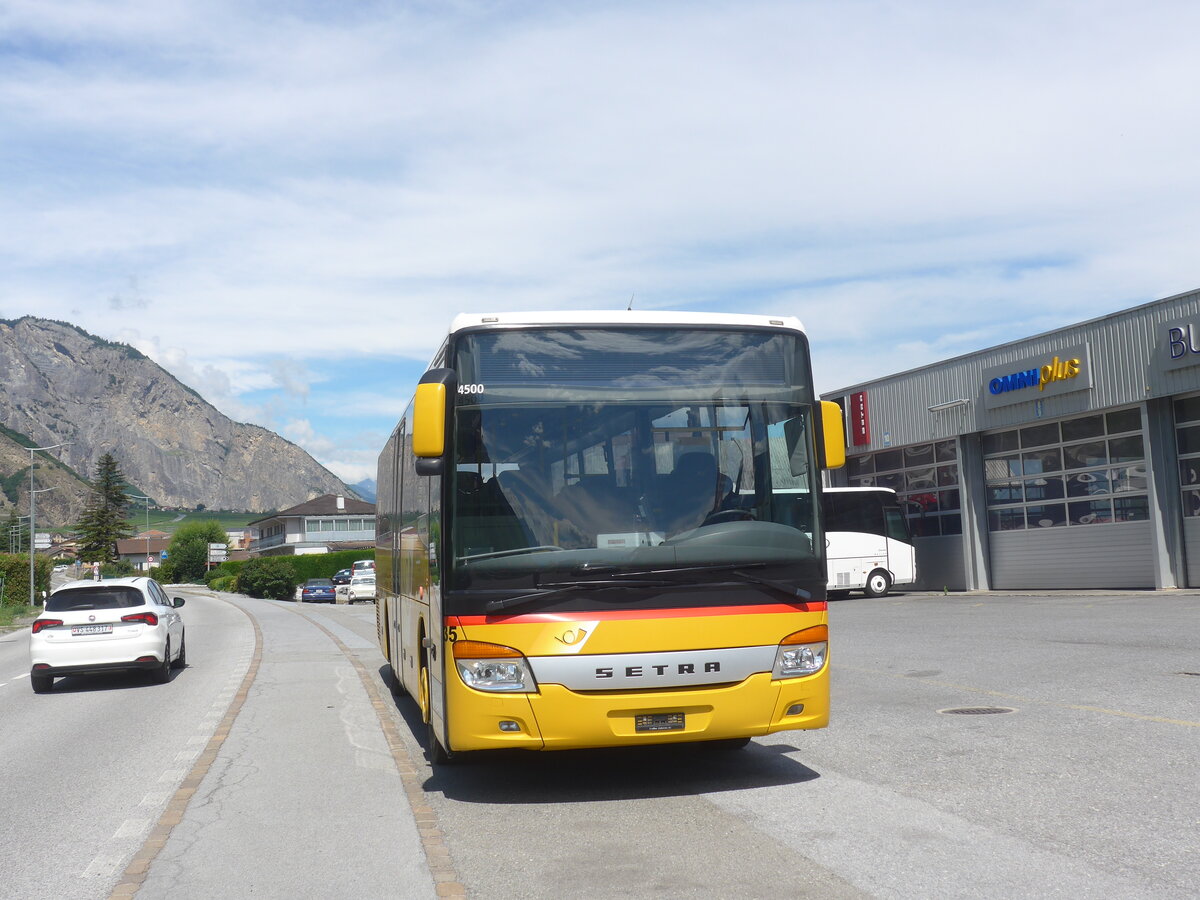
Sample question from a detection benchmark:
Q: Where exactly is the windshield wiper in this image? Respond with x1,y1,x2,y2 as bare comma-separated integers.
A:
484,579,676,613
602,563,813,601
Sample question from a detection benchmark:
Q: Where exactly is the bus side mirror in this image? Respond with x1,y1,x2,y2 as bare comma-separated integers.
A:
413,368,456,475
819,401,846,470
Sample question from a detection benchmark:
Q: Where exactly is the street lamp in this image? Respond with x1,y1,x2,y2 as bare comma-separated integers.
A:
128,494,153,573
28,442,70,607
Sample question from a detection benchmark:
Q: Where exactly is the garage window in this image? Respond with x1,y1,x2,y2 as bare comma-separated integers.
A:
985,408,1146,530
1174,396,1200,517
846,439,960,536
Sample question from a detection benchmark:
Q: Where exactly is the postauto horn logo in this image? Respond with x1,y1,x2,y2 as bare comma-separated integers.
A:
988,355,1082,397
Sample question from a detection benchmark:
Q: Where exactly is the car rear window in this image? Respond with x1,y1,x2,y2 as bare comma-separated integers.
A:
306,579,333,587
46,586,145,611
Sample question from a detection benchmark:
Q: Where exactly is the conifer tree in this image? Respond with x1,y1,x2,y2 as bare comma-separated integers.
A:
77,453,134,563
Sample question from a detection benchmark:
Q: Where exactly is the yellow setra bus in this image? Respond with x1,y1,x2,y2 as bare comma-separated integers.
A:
376,311,844,763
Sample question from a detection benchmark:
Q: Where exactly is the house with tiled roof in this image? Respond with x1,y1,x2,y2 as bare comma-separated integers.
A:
247,494,375,557
116,535,171,573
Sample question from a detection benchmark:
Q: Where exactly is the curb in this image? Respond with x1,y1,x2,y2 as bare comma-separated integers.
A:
0,616,36,635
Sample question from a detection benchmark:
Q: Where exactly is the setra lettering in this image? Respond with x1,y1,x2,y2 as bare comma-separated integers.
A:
593,661,723,679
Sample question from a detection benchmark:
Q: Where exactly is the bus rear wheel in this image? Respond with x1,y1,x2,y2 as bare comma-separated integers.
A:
864,569,891,598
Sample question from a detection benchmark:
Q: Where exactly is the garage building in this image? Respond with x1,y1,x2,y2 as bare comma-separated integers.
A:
821,286,1200,590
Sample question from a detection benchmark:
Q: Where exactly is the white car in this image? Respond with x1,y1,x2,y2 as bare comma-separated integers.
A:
347,573,376,603
30,577,187,693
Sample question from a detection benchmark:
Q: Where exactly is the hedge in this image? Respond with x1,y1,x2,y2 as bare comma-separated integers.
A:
0,553,52,605
288,549,373,582
197,550,374,597
237,557,299,600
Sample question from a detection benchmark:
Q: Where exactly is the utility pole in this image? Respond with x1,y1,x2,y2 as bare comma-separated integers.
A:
128,494,153,573
28,442,70,607
9,516,30,553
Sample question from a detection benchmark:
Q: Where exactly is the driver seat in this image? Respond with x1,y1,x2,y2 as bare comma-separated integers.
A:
659,452,728,534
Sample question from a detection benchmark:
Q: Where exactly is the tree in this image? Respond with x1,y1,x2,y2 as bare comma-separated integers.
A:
76,453,134,563
161,520,228,583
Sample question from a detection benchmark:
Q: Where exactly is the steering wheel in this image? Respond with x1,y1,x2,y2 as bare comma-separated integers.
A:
701,508,757,526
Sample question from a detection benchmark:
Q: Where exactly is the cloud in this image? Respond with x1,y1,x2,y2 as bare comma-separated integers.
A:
268,359,313,402
4,0,1200,477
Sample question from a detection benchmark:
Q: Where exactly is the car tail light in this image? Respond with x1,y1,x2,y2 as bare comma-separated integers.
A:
32,619,63,634
121,612,159,626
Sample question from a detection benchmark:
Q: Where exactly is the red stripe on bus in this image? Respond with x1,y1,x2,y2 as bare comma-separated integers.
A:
450,602,825,626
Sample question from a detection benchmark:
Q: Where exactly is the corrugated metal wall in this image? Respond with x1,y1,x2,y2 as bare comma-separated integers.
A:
828,288,1200,453
989,523,1154,589
913,535,967,591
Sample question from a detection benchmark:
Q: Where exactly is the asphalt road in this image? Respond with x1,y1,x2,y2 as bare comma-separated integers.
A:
1,588,1196,899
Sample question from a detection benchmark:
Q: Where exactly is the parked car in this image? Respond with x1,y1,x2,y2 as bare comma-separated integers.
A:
300,578,337,603
29,577,186,693
347,574,376,603
351,559,375,575
331,568,352,586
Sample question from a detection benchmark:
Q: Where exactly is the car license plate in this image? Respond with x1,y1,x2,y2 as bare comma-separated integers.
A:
635,712,685,733
71,624,113,636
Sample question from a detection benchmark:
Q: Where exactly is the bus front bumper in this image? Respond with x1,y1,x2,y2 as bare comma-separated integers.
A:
446,669,829,752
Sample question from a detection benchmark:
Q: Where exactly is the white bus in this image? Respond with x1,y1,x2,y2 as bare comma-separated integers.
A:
822,487,915,597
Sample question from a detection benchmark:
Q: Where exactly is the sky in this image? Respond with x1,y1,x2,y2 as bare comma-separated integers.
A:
3,0,1200,486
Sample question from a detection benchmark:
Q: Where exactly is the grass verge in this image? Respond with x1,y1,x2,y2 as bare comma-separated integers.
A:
0,604,39,629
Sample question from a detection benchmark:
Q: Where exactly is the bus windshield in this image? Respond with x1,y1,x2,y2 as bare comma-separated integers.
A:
447,327,822,589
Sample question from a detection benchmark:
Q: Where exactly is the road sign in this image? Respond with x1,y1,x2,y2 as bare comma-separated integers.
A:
147,556,155,565
160,550,168,560
208,543,228,550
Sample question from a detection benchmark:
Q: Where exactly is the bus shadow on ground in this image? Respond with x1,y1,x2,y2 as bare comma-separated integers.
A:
429,742,820,805
379,666,822,802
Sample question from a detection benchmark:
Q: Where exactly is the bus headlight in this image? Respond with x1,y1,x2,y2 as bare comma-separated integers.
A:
453,640,537,692
772,625,828,679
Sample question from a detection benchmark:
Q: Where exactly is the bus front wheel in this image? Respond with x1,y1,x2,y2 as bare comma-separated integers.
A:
426,717,453,766
864,569,891,598
419,658,454,765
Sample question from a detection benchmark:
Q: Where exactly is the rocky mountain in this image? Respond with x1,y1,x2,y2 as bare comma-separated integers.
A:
350,478,377,503
0,426,92,526
0,317,357,523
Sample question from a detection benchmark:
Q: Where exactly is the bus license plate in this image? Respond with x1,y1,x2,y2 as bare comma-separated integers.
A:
635,713,685,733
71,624,113,636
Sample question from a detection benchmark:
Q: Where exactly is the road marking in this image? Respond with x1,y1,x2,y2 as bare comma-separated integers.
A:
114,819,150,839
83,852,125,879
837,663,1200,728
138,790,172,808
